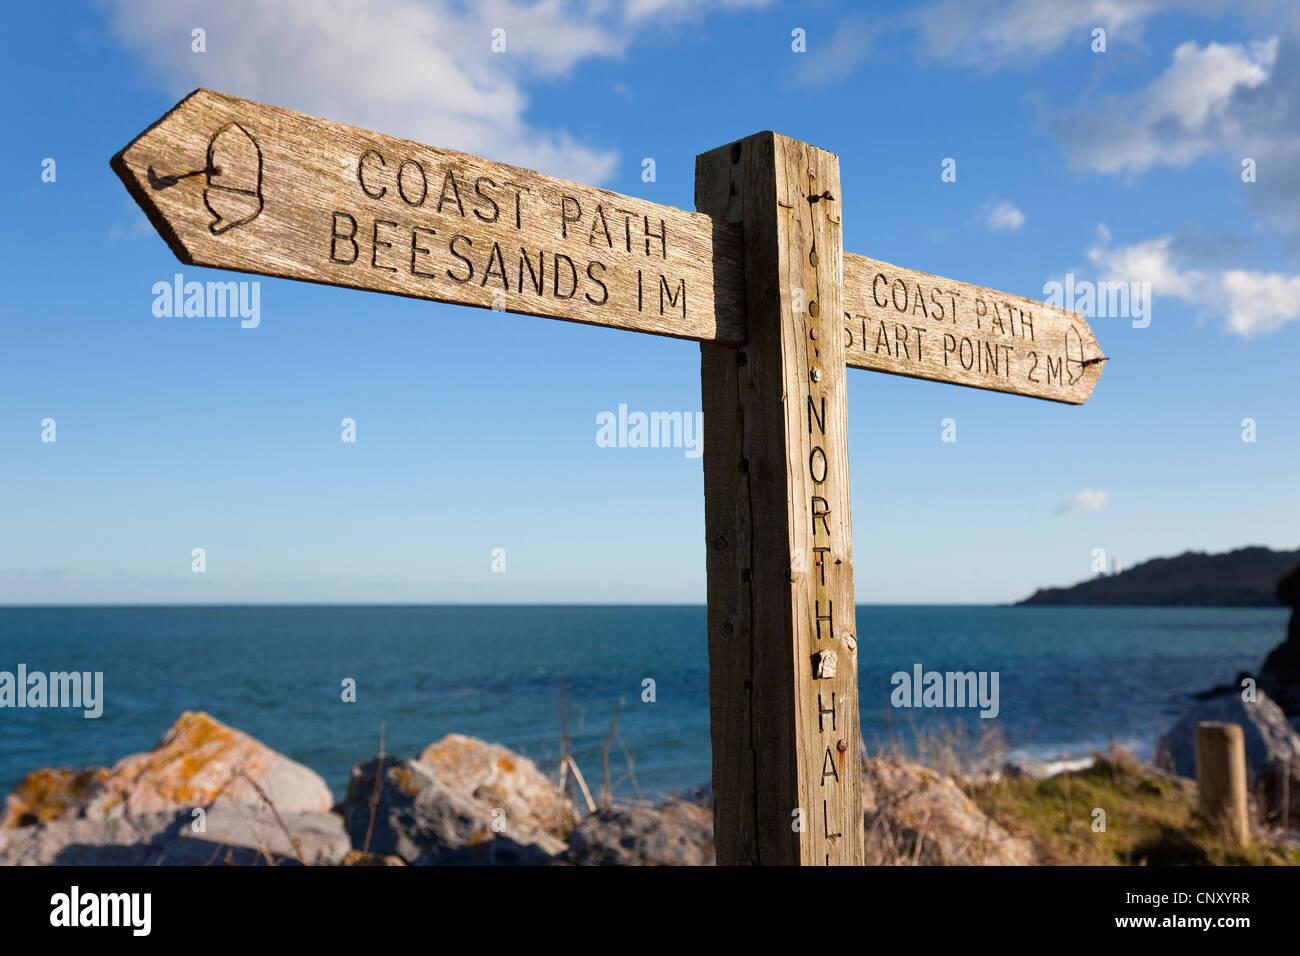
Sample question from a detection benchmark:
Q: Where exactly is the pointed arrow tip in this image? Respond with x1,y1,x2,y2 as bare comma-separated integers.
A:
110,91,214,266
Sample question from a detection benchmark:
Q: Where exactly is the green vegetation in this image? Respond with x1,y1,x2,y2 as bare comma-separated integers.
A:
968,750,1299,866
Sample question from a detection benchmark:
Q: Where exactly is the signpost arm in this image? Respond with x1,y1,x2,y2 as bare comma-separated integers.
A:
697,132,864,866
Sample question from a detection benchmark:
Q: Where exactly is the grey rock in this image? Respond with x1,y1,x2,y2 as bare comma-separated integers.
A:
0,804,350,866
340,755,564,865
188,802,350,865
1156,687,1300,780
565,801,715,866
0,812,177,866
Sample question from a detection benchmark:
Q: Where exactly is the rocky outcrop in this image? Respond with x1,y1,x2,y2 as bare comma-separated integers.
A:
565,801,715,866
418,734,577,839
1155,687,1300,780
338,750,571,866
0,712,346,865
1259,565,1300,720
1,711,332,829
863,758,1037,865
2,718,1113,866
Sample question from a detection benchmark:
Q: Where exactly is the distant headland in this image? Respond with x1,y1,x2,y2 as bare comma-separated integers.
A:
1017,546,1300,606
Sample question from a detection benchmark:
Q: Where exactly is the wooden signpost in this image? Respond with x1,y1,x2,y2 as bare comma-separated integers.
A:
114,89,1106,867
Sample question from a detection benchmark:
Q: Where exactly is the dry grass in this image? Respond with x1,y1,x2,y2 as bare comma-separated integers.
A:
868,717,1010,780
867,719,1300,865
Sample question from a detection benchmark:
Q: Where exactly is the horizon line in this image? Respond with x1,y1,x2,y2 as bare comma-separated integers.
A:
0,601,1012,609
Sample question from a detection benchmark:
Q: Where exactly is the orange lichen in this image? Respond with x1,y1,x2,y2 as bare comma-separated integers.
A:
0,767,109,829
390,767,422,797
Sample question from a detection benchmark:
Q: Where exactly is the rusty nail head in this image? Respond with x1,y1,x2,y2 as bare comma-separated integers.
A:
837,739,848,753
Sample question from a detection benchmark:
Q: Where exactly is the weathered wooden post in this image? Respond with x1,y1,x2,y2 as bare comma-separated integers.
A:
697,133,863,866
1195,721,1251,846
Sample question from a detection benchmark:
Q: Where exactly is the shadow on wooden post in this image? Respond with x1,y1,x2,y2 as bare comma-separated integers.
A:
1194,721,1251,847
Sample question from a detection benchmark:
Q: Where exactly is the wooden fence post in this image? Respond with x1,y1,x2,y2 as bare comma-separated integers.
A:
697,132,864,865
1195,721,1251,846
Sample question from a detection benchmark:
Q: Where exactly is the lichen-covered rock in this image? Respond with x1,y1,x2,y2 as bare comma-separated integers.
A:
418,734,577,839
1156,688,1300,780
340,754,565,865
1,767,110,829
863,758,1037,865
1,711,331,829
100,711,333,816
565,801,715,866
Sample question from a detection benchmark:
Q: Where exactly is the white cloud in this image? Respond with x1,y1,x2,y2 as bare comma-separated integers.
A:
1049,24,1300,240
1219,269,1300,334
1089,235,1300,334
858,5,1300,242
1089,236,1203,298
909,0,1155,64
1056,489,1108,514
104,0,769,186
626,0,771,21
983,200,1027,231
1053,38,1278,175
904,0,1283,65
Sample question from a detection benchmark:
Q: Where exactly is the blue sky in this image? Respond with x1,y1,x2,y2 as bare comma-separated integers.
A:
2,0,1298,604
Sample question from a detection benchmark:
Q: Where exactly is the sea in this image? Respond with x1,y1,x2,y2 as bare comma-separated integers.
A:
0,605,1287,802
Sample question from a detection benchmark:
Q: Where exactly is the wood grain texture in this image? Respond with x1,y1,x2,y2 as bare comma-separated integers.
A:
112,88,745,345
843,253,1106,404
698,132,864,866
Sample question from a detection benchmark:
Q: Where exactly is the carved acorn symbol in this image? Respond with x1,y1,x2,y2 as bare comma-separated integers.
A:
204,122,263,235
